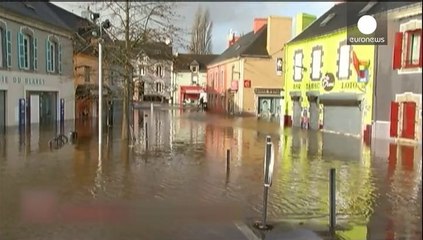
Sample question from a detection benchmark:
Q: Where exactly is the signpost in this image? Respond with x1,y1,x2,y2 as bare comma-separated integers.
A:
254,136,275,230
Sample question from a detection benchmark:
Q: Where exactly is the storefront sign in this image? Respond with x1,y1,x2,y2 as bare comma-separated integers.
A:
255,88,283,95
244,80,251,88
0,74,46,86
340,81,358,89
322,73,335,92
293,83,301,90
306,82,320,90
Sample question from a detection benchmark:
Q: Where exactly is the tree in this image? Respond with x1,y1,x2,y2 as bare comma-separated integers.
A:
189,6,213,54
86,1,182,140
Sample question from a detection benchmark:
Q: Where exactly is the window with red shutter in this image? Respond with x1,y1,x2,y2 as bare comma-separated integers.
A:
393,32,403,70
404,29,422,68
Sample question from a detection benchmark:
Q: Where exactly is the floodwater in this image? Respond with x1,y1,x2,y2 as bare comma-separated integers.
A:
0,109,421,240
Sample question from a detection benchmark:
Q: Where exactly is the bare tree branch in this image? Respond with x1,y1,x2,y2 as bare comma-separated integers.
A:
189,6,213,54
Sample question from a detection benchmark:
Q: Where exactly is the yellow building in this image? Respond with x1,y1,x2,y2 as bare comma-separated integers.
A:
284,2,379,139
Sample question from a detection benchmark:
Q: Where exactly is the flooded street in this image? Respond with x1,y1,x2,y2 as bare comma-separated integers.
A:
0,109,421,240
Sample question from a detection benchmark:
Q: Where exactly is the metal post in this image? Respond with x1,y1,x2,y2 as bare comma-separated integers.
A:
98,29,103,161
329,168,336,232
226,149,230,171
145,122,148,149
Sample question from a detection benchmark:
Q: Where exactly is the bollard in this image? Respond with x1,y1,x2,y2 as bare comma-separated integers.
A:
145,122,148,149
329,168,336,232
226,149,230,171
254,136,274,231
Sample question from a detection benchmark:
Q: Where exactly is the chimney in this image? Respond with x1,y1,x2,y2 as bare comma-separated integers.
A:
253,18,267,33
227,30,240,47
294,13,316,37
266,16,292,55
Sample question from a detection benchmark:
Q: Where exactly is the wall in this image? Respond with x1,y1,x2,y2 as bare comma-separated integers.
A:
294,13,317,37
141,58,172,99
173,71,207,104
73,53,99,86
207,62,230,112
284,28,376,127
0,13,75,126
374,15,422,119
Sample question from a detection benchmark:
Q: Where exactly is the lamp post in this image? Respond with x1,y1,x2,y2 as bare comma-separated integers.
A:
90,12,110,160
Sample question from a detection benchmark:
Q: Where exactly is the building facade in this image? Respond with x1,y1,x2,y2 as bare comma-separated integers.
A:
132,42,173,103
207,16,292,122
372,2,422,144
283,2,413,140
172,53,217,105
0,2,75,130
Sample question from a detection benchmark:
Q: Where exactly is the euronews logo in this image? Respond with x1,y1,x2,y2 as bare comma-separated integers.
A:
347,13,387,45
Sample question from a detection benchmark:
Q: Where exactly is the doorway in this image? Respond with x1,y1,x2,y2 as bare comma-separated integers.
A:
0,90,5,133
27,91,58,125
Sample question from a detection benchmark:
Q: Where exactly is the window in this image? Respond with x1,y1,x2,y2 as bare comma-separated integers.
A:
405,30,421,67
0,28,4,68
191,65,198,72
22,34,31,69
46,36,61,74
293,50,303,81
84,66,91,83
139,65,146,76
393,20,422,71
155,65,164,77
311,46,323,80
337,43,351,79
155,82,163,92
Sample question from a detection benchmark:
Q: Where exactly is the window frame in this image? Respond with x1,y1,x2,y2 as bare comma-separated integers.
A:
49,40,57,73
310,45,323,81
22,34,31,70
0,28,4,68
336,40,352,80
293,50,303,82
404,29,421,69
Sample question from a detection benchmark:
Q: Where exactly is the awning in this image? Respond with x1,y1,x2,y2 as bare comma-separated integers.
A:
75,84,112,99
180,86,204,95
319,92,363,106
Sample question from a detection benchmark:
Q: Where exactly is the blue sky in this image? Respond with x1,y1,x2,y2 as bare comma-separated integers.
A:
52,2,335,54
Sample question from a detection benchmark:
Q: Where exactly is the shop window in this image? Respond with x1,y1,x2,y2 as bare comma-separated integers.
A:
336,40,351,80
310,45,323,81
293,50,304,81
393,20,422,71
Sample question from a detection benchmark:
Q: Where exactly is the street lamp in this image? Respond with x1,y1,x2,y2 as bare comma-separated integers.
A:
91,12,111,160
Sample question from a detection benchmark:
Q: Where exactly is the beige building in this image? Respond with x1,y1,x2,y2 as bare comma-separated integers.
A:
206,16,292,124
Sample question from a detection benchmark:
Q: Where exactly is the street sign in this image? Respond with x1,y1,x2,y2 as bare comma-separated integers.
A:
263,136,275,187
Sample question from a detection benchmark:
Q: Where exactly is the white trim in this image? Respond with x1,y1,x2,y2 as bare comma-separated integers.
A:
397,19,422,74
22,34,31,70
19,26,34,35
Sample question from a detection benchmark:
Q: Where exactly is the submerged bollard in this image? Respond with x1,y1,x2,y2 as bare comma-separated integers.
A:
226,149,230,171
145,122,148,149
254,136,274,231
329,168,336,232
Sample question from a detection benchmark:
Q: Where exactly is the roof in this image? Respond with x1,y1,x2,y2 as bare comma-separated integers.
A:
291,1,419,43
173,54,219,72
0,2,72,31
209,24,269,65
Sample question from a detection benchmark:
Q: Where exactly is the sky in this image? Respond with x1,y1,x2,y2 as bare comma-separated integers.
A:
52,2,335,54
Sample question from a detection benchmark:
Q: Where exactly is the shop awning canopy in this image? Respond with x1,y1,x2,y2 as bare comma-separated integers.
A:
180,86,204,95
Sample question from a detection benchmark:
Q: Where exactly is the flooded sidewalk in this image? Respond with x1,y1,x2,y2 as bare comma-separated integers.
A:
0,110,421,239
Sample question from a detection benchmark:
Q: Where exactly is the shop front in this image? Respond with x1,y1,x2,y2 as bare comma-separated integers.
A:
180,85,204,104
255,88,284,123
0,71,75,127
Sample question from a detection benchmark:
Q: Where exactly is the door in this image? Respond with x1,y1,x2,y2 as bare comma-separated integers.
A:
30,95,40,124
323,105,362,136
401,101,416,139
0,91,5,133
309,100,319,130
390,101,399,137
292,100,302,127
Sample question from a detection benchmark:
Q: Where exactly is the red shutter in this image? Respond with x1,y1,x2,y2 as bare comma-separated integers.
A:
390,101,399,137
419,30,422,67
392,32,403,70
401,101,416,139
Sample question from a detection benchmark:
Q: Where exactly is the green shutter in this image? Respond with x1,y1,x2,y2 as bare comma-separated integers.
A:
46,39,51,72
18,32,24,69
33,37,38,70
6,30,11,68
58,42,62,74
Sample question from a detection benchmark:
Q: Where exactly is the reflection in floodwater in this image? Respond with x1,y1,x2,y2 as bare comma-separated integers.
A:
0,110,421,240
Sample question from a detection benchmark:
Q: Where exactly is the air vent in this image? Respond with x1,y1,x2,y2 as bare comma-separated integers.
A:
320,13,336,27
359,2,378,16
24,3,35,11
